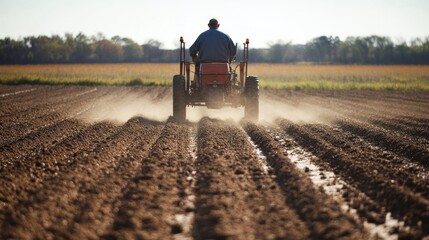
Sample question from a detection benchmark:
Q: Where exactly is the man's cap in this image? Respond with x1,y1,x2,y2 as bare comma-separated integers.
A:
208,18,218,26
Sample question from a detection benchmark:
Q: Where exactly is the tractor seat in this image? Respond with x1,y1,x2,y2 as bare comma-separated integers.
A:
200,63,230,75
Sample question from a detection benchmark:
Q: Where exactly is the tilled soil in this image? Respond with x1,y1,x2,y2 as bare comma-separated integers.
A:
1,85,428,239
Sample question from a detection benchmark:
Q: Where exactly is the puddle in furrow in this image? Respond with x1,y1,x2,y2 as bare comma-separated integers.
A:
0,88,36,97
75,88,98,97
72,105,95,118
274,132,407,240
242,127,271,174
173,127,197,240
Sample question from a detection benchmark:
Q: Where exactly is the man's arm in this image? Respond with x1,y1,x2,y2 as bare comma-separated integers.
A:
189,38,200,62
228,39,237,62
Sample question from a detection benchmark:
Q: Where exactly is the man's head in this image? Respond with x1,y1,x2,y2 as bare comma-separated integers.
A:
208,18,220,29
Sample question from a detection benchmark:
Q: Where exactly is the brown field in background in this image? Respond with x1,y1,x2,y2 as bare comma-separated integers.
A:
1,63,428,90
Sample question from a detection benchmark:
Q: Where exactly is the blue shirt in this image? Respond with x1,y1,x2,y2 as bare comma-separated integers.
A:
189,28,236,63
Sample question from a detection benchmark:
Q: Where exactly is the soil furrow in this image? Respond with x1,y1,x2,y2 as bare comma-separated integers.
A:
1,86,427,239
0,118,146,239
314,90,429,115
0,87,116,147
371,118,429,142
0,112,64,145
0,85,52,103
104,120,192,239
0,87,103,134
305,124,429,197
0,87,37,98
193,118,309,240
266,126,405,238
0,122,118,213
0,86,67,113
0,119,86,165
57,118,163,239
0,86,96,118
391,117,429,132
337,120,429,168
0,85,38,95
243,121,366,239
281,119,428,238
269,89,428,121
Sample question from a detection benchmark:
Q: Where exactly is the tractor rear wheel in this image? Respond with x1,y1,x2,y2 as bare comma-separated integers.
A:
173,75,186,122
244,76,259,121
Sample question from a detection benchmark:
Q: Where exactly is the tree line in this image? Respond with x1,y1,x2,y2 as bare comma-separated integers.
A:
1,33,428,64
0,33,175,64
257,36,429,64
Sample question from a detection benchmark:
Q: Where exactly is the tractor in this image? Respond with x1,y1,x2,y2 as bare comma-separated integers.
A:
172,37,259,122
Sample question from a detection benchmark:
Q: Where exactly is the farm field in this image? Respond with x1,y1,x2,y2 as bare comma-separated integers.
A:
1,64,429,90
1,85,428,239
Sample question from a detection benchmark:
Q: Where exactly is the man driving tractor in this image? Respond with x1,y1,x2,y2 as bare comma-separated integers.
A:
173,19,258,122
189,18,237,64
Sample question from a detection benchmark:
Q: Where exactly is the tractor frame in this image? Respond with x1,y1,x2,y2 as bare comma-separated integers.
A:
173,37,259,122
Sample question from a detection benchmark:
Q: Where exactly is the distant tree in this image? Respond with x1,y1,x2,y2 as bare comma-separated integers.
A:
409,37,429,64
336,39,353,64
248,48,269,63
329,36,341,62
1,33,429,64
0,37,30,64
306,36,340,63
363,35,394,64
142,39,163,62
311,36,328,62
27,35,69,63
393,42,411,64
94,39,123,62
267,41,288,63
351,37,369,63
71,33,94,62
111,36,143,62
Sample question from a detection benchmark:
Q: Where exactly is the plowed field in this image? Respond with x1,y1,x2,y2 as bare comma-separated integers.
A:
1,85,428,239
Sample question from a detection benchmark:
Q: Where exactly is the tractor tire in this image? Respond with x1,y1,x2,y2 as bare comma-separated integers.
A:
173,75,186,122
244,76,259,121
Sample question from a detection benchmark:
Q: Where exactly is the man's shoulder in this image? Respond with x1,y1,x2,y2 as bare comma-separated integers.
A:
198,29,233,42
197,29,214,39
210,29,232,39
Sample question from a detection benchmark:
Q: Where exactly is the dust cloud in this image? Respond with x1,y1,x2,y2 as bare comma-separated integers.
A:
78,88,172,123
259,95,334,124
187,107,244,122
187,97,333,124
76,87,334,124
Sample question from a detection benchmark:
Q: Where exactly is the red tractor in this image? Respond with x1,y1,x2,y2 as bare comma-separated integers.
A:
173,37,259,122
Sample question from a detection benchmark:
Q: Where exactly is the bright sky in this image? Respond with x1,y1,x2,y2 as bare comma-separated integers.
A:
1,0,428,49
